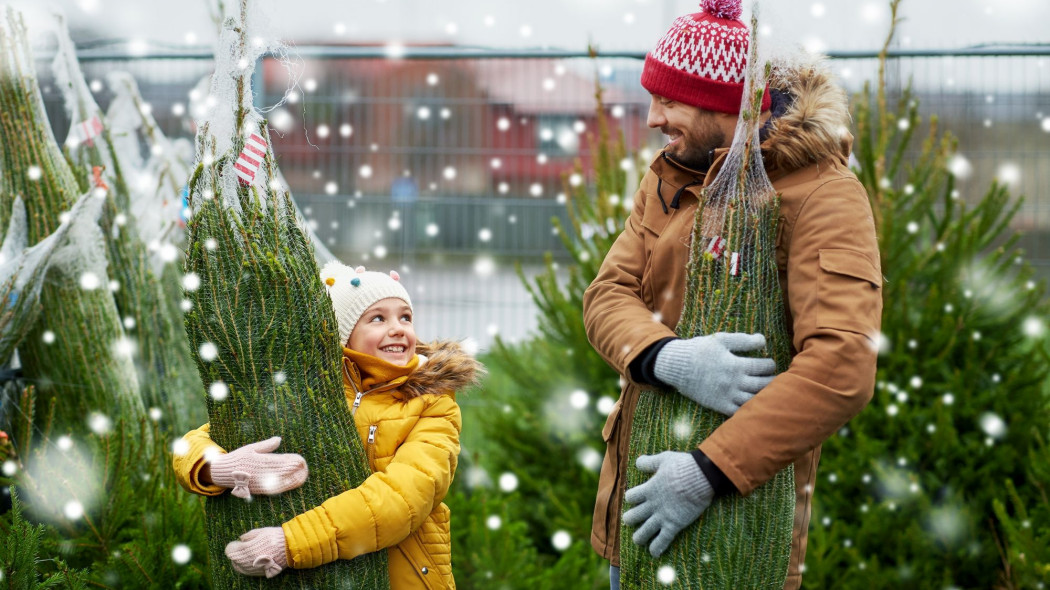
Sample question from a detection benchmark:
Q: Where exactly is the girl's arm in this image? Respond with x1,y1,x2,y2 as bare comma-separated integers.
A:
172,424,228,496
282,394,461,568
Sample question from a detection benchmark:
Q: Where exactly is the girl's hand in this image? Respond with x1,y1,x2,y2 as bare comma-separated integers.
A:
225,526,288,578
206,437,308,500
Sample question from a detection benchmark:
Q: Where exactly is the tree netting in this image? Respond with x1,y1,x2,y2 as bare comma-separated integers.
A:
0,193,104,367
0,7,144,434
620,9,795,590
49,12,204,433
183,1,388,587
104,70,191,276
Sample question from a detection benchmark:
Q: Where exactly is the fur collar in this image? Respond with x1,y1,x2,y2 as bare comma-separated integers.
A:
762,55,853,171
394,340,483,400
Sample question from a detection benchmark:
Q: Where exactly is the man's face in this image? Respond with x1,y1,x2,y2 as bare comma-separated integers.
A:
646,94,727,170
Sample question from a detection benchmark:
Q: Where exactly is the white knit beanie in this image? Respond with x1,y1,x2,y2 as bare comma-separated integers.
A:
319,261,413,346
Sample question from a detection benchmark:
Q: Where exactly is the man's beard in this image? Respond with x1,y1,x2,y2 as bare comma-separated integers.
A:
661,117,726,171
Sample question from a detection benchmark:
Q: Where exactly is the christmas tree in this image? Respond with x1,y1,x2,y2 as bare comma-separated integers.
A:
0,6,144,436
51,12,203,434
801,1,1050,587
182,1,387,586
620,10,794,587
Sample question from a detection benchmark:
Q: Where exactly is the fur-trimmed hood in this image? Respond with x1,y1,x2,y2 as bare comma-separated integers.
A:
761,56,853,172
395,339,483,400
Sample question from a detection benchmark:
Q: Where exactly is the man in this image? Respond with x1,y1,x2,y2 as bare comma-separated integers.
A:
582,1,883,589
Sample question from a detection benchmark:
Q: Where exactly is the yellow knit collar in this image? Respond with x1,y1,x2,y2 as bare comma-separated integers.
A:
342,347,419,393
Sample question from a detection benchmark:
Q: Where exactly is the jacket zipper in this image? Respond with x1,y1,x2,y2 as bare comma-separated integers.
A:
366,424,378,471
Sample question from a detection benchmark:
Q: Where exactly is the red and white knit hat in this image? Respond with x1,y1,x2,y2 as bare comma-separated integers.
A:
641,0,771,114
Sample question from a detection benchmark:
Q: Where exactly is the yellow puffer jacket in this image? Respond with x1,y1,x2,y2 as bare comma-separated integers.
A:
173,340,480,589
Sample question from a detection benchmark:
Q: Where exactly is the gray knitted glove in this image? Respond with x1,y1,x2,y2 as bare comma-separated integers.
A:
225,526,288,578
623,451,714,558
653,333,775,416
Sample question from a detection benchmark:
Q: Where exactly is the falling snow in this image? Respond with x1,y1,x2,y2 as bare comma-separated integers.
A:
498,472,518,492
171,544,192,564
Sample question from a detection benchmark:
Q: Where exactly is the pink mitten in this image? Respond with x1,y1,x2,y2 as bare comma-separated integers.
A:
208,437,307,500
225,526,287,578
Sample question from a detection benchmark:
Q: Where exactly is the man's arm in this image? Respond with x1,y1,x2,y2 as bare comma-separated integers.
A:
583,181,677,375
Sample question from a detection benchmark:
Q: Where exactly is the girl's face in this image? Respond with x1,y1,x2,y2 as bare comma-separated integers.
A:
347,297,417,365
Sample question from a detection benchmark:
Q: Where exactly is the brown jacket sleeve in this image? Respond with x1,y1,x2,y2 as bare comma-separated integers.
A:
583,182,678,375
699,176,882,495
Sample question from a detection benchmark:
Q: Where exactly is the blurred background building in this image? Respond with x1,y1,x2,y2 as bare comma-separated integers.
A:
28,0,1050,349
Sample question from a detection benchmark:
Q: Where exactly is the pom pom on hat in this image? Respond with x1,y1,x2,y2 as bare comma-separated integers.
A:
320,260,413,346
702,0,742,20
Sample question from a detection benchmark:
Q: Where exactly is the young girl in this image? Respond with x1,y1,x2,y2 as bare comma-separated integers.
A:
173,261,480,589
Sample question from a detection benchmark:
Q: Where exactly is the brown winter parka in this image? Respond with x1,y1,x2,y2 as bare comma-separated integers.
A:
583,60,883,590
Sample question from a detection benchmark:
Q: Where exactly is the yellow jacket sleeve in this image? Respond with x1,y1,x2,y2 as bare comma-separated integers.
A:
282,394,462,569
171,423,228,496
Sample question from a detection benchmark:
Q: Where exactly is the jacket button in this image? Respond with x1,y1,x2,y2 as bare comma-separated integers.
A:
421,566,429,575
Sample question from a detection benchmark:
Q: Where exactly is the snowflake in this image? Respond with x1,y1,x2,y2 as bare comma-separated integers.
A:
171,544,192,565
498,472,518,492
64,500,84,520
210,381,229,401
551,530,571,551
569,390,589,410
657,565,676,584
199,342,218,362
486,515,501,530
88,413,112,435
578,447,602,471
80,272,101,290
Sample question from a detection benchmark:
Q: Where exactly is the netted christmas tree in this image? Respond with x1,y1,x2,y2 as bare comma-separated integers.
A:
50,13,203,433
619,9,794,589
800,1,1050,587
182,1,387,587
450,53,632,588
0,193,102,366
0,7,143,434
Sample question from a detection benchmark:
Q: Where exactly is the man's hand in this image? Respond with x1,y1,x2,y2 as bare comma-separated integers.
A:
623,451,714,558
653,333,775,415
207,437,308,500
225,527,288,578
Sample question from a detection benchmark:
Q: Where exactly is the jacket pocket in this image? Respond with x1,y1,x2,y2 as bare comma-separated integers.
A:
395,530,443,590
816,249,882,337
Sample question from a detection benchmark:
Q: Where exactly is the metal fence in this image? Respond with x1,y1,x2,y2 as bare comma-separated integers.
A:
36,45,1050,349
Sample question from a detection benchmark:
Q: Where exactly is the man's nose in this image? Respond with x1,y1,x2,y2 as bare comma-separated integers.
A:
646,100,665,129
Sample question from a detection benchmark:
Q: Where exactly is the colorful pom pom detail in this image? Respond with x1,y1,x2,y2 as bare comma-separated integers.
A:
351,277,361,287
389,270,400,281
701,0,741,20
324,277,335,286
355,266,366,273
